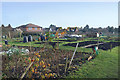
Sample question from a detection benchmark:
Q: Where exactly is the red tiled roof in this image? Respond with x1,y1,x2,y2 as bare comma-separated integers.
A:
17,23,42,28
26,23,42,28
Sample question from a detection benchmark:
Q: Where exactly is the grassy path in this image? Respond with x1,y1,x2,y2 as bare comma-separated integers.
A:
66,46,119,78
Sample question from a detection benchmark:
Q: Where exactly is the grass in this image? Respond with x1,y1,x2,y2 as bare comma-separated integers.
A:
2,37,113,53
66,46,119,78
2,37,119,47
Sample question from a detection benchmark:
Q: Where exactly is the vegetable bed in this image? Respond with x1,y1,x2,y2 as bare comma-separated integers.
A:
2,48,96,79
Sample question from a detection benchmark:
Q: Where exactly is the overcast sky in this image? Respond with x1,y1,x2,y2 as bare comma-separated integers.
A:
2,2,118,28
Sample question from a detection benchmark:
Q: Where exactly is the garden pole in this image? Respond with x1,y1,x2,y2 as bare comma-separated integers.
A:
30,42,31,52
97,32,100,46
97,37,99,46
20,61,34,79
110,43,112,52
65,55,68,73
68,42,79,69
57,30,59,49
96,33,99,55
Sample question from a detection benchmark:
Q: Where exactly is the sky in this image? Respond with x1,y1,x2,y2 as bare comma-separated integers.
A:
1,2,118,28
119,2,120,26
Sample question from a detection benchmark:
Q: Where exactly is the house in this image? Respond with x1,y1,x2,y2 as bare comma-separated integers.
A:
43,28,50,32
49,24,56,32
67,27,78,32
16,23,43,35
1,24,17,38
49,24,62,32
56,27,62,31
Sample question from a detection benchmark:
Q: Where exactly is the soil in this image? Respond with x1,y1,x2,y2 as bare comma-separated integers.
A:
16,42,62,51
34,42,61,44
53,40,77,42
17,46,42,51
63,41,120,50
35,42,62,49
86,42,120,50
2,48,95,78
63,41,103,47
34,42,45,44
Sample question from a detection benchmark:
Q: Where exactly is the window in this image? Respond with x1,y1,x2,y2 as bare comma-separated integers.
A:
35,27,37,30
39,28,41,30
28,27,32,30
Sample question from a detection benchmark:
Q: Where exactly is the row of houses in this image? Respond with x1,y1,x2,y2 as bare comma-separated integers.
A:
1,23,101,38
4,23,79,35
43,24,79,32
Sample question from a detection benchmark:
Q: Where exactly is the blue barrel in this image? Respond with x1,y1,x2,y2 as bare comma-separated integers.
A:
28,35,33,42
43,36,45,41
5,35,7,39
23,36,28,43
40,35,43,41
5,40,8,45
40,35,45,41
33,38,35,41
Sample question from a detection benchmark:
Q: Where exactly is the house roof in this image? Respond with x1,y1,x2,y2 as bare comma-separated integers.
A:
26,23,42,28
17,23,42,28
16,23,43,33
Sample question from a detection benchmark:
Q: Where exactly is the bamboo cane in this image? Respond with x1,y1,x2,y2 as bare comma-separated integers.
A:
65,55,68,73
68,42,79,69
30,42,31,52
20,61,34,79
57,30,59,49
110,43,112,52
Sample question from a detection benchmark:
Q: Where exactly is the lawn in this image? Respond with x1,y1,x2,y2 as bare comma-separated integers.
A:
66,46,119,78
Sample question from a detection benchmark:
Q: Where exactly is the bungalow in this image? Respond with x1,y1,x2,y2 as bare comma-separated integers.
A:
16,23,43,35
